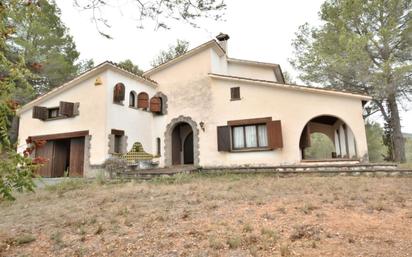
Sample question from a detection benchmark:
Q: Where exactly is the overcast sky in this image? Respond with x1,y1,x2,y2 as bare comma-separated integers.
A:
55,0,411,133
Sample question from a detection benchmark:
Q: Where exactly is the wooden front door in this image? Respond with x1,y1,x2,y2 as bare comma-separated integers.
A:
183,132,194,164
35,141,54,177
52,140,70,177
69,137,85,177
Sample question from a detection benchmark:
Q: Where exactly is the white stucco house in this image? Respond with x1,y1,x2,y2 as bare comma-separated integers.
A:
16,34,372,177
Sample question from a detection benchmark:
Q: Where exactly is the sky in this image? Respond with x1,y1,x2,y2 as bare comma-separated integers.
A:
55,0,411,133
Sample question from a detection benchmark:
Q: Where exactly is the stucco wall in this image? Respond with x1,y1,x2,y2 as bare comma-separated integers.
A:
105,70,159,159
227,61,277,82
17,72,109,166
147,46,368,167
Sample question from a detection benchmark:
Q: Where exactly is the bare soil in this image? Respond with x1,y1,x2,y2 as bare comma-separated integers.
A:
1,174,412,257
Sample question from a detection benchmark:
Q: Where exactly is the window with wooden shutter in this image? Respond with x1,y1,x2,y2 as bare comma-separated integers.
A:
137,92,149,109
267,120,283,149
32,106,48,120
150,97,161,113
217,126,231,151
230,87,240,100
113,83,125,103
59,101,74,117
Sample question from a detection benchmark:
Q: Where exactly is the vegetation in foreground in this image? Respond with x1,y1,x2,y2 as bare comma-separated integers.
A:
0,174,411,257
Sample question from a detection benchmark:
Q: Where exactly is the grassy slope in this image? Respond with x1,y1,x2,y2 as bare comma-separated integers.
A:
1,174,412,257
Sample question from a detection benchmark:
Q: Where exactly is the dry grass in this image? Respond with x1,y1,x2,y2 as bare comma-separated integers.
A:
1,174,412,256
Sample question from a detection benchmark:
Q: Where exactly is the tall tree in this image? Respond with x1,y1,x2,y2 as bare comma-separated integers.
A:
8,0,86,96
117,59,143,75
290,0,412,163
151,39,189,67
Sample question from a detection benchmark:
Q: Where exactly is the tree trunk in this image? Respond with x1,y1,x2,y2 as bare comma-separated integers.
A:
387,94,406,163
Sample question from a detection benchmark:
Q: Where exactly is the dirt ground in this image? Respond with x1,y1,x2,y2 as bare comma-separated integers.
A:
1,174,412,257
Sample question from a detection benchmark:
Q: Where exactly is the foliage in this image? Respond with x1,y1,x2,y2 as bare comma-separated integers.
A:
0,1,46,201
365,122,387,162
74,0,226,38
304,133,335,159
117,59,143,75
7,0,90,96
282,70,297,84
406,137,412,162
151,39,189,67
290,0,412,162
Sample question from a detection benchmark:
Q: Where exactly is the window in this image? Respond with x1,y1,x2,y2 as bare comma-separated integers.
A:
32,101,79,121
48,108,60,119
114,135,122,153
150,96,162,113
110,129,126,154
156,137,161,156
137,92,149,109
230,87,240,100
129,91,136,107
113,83,125,103
232,124,268,149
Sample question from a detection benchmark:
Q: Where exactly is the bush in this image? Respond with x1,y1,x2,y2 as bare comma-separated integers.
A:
104,157,128,178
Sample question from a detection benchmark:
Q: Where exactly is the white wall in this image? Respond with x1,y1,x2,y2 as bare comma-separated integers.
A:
105,70,160,158
18,71,109,166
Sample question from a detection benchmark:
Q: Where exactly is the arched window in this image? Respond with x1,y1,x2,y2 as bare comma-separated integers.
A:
113,83,125,103
129,91,136,107
137,92,149,109
150,96,162,113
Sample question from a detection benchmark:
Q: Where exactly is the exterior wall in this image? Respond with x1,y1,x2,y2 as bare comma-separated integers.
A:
105,70,159,159
17,71,109,171
148,47,213,167
227,61,277,82
148,46,369,167
198,79,368,167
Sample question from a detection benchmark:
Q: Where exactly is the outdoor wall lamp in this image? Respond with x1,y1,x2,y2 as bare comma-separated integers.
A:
200,121,205,132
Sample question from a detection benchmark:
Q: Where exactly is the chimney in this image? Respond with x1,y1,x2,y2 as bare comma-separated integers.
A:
216,33,230,54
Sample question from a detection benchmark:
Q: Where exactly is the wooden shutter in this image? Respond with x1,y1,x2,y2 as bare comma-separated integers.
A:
217,126,231,151
137,92,149,108
59,101,74,117
268,120,283,149
299,125,311,148
113,83,125,102
150,97,161,113
32,106,48,120
231,87,240,99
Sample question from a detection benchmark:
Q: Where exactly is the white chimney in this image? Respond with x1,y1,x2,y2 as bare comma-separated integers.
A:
216,33,230,54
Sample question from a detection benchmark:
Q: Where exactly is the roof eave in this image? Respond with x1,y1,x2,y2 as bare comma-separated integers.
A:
208,73,372,101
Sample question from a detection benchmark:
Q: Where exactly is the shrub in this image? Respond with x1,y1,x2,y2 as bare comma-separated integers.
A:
227,236,241,249
104,157,128,178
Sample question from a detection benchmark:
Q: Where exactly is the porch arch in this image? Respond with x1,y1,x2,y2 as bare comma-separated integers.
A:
298,114,358,160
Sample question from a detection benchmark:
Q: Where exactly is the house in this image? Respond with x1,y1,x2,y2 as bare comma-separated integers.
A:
16,34,372,177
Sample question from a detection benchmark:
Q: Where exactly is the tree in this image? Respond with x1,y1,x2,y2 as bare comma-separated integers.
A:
365,122,387,162
151,39,189,67
118,59,143,75
304,133,335,159
74,0,226,38
8,0,87,96
283,70,297,84
0,1,45,201
290,0,412,163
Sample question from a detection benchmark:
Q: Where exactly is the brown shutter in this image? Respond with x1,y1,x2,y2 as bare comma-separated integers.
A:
268,120,283,149
59,101,74,117
217,126,231,151
32,106,48,120
150,97,161,113
299,125,311,148
137,92,149,108
231,87,240,99
113,83,125,102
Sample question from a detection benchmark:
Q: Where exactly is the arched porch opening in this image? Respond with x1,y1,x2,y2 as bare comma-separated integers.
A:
299,115,358,161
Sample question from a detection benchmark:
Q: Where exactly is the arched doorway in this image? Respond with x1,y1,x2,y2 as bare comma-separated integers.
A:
166,116,200,166
299,115,358,161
